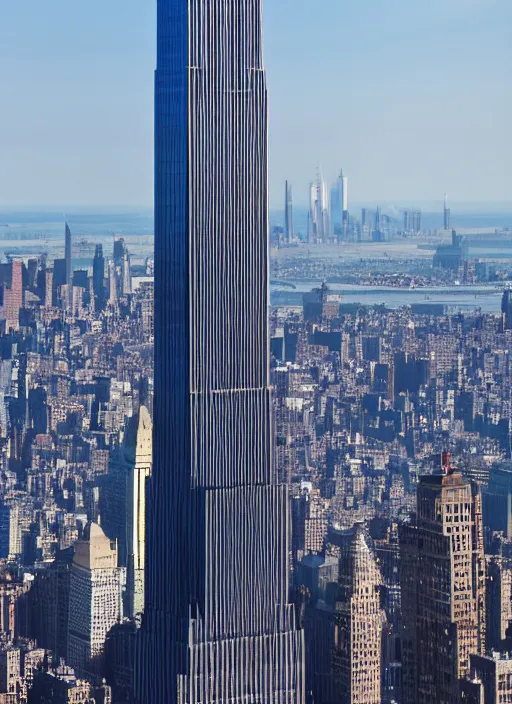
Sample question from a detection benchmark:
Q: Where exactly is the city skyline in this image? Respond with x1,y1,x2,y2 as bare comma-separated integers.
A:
0,0,512,701
1,0,511,208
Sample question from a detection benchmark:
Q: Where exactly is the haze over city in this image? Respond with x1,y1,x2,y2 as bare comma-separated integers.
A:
1,0,511,209
1,1,512,703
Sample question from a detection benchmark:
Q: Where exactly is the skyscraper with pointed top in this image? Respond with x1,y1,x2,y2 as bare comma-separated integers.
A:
136,0,305,702
333,525,384,704
125,405,152,618
285,181,294,243
309,168,330,243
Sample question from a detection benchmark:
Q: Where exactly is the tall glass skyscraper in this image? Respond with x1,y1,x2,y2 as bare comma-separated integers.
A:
136,1,305,702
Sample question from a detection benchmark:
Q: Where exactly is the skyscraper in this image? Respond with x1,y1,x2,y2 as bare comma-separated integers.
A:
108,261,117,307
65,222,73,312
411,209,422,233
285,181,294,244
444,193,451,230
0,260,23,332
340,169,348,238
309,170,330,243
137,0,305,702
67,522,120,678
126,406,152,618
44,267,54,309
400,455,486,702
113,237,126,267
92,244,105,312
333,525,384,704
122,251,132,296
330,169,348,239
502,289,512,330
486,555,512,650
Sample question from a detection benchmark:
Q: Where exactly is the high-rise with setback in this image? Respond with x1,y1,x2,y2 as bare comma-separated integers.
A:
333,526,384,704
136,0,305,702
400,456,486,703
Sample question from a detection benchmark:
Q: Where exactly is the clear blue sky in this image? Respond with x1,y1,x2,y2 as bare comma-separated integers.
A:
0,0,511,209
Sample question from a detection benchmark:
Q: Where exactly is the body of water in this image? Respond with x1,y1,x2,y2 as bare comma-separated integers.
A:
271,282,504,313
1,210,512,303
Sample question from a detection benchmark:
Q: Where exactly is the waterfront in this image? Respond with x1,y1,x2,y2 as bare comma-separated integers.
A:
271,281,504,312
2,210,512,311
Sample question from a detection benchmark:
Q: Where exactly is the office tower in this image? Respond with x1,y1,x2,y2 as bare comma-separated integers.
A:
0,647,22,698
73,269,88,290
25,258,38,289
31,546,74,662
285,181,294,244
126,405,152,618
374,207,381,232
113,236,132,296
340,169,348,237
330,170,348,238
411,209,422,233
444,193,451,230
113,237,126,267
309,170,330,243
92,244,106,312
400,455,486,703
65,222,73,312
67,522,120,677
341,171,348,215
332,525,384,704
108,261,117,307
375,524,402,704
0,504,21,560
0,573,31,640
52,257,66,306
105,620,138,703
303,284,341,323
483,463,512,536
0,260,23,332
137,0,305,701
403,209,410,232
44,267,54,308
434,230,469,270
502,289,512,331
486,556,512,650
330,184,340,232
308,184,317,242
122,251,132,295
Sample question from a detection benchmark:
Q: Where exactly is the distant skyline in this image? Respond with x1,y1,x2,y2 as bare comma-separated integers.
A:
0,0,511,209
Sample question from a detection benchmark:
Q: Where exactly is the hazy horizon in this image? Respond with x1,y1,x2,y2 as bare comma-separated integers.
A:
2,202,512,215
1,0,511,209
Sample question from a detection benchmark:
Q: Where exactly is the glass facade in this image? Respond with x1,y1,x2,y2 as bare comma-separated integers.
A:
137,1,305,702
